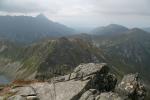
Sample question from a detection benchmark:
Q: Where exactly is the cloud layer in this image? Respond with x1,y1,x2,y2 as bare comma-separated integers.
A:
0,0,150,28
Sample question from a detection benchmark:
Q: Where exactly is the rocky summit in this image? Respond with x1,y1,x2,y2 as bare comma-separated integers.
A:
0,63,146,100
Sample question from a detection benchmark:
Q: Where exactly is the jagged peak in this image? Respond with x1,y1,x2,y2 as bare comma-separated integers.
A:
108,24,124,27
36,13,48,20
94,24,129,31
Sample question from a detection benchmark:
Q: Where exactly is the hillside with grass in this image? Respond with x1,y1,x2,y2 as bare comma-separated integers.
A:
0,37,106,80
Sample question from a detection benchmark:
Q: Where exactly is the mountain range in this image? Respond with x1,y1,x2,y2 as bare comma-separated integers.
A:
91,24,129,35
68,26,150,83
0,16,150,99
0,14,75,44
0,24,150,83
92,28,150,82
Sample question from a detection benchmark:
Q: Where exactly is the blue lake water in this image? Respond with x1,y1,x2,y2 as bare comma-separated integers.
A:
0,75,10,84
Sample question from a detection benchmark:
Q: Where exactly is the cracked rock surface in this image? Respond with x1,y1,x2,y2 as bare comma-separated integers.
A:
0,63,147,100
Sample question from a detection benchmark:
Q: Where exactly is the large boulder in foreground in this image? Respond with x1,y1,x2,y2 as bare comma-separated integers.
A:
79,73,147,100
47,63,117,100
51,63,117,92
50,63,109,82
116,73,146,100
73,63,109,78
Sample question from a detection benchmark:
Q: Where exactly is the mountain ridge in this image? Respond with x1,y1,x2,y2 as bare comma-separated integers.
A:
0,14,75,44
91,24,129,35
92,28,150,83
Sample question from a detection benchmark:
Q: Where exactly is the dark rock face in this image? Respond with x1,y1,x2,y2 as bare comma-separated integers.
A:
0,63,147,100
92,73,117,92
79,73,146,100
116,73,146,100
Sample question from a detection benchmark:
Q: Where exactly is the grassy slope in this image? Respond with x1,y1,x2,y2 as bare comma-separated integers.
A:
30,37,105,80
0,37,104,80
1,30,150,82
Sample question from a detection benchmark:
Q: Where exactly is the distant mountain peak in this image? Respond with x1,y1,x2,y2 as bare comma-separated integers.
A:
0,14,75,43
107,24,127,28
91,24,129,35
36,13,48,20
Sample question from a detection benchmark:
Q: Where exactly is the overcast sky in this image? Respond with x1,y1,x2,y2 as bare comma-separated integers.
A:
0,0,150,28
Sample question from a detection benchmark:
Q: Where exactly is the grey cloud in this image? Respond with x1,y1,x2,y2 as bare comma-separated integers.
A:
90,0,150,16
93,10,150,16
0,0,150,16
0,0,150,28
0,0,59,13
0,1,42,13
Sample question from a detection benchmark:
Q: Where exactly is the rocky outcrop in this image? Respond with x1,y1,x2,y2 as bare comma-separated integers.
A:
116,73,146,100
0,63,147,100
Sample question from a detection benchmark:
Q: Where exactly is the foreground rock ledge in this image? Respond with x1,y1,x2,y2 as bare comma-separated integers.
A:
0,63,147,100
